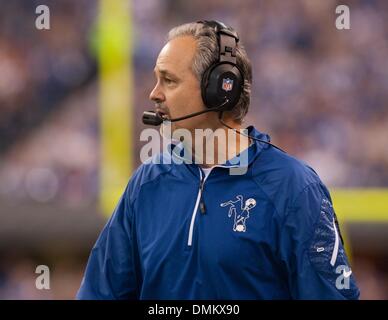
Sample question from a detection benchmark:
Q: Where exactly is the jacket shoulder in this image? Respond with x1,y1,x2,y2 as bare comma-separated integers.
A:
126,152,172,202
251,146,323,215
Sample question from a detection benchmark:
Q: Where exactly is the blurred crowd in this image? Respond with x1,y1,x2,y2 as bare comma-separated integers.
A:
0,0,98,205
1,0,388,205
0,0,387,299
134,0,388,189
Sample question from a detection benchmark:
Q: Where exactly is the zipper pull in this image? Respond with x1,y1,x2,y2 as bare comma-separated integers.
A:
200,200,206,214
199,178,206,214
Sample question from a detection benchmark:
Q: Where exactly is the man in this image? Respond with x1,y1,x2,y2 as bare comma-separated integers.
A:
77,21,360,299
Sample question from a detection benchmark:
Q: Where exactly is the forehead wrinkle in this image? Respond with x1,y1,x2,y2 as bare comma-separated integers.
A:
153,66,179,80
156,36,197,77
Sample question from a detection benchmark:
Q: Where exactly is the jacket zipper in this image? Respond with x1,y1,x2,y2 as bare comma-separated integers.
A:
199,177,206,214
187,168,208,246
187,165,240,247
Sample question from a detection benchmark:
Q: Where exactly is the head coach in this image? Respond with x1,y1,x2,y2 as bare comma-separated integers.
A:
77,21,360,299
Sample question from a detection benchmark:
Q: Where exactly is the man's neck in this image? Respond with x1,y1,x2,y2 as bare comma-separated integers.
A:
192,124,251,168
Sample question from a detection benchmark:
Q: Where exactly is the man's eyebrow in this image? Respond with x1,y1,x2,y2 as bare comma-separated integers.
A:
154,68,179,79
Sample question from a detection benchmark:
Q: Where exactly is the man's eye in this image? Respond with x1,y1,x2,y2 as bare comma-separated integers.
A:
164,78,174,84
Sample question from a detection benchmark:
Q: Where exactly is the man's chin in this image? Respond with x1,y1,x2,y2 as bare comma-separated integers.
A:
160,122,178,141
160,121,193,144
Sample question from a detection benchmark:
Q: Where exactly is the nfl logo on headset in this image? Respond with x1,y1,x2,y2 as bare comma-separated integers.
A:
222,78,233,92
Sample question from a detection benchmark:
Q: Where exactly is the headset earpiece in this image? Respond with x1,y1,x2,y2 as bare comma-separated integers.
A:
201,62,242,111
198,20,244,112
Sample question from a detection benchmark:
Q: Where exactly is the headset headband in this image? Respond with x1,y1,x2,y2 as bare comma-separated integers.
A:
197,20,239,65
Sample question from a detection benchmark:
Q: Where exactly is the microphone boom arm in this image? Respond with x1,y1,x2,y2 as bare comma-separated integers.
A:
142,99,228,126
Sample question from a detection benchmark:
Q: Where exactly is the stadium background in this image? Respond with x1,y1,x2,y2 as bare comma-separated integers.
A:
0,0,387,299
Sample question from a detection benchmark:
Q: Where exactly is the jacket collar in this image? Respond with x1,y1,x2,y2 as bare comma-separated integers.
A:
168,126,271,169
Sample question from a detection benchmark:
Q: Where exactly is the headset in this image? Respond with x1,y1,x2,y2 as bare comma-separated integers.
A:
198,20,243,111
142,20,285,153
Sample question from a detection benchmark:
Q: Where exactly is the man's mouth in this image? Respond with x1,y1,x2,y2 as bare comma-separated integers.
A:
155,106,170,120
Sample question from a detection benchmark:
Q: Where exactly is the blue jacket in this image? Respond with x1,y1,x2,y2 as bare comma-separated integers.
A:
77,126,360,300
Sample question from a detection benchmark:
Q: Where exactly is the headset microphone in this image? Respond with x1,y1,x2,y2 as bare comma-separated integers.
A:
142,111,164,126
142,99,229,126
142,101,285,152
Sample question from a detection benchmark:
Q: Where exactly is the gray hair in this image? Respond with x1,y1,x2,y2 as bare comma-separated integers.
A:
167,22,252,123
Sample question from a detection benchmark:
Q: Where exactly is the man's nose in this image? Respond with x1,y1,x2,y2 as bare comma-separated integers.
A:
149,83,165,103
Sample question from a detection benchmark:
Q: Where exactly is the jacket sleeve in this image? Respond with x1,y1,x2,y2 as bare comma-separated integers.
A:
279,182,360,300
76,187,140,300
